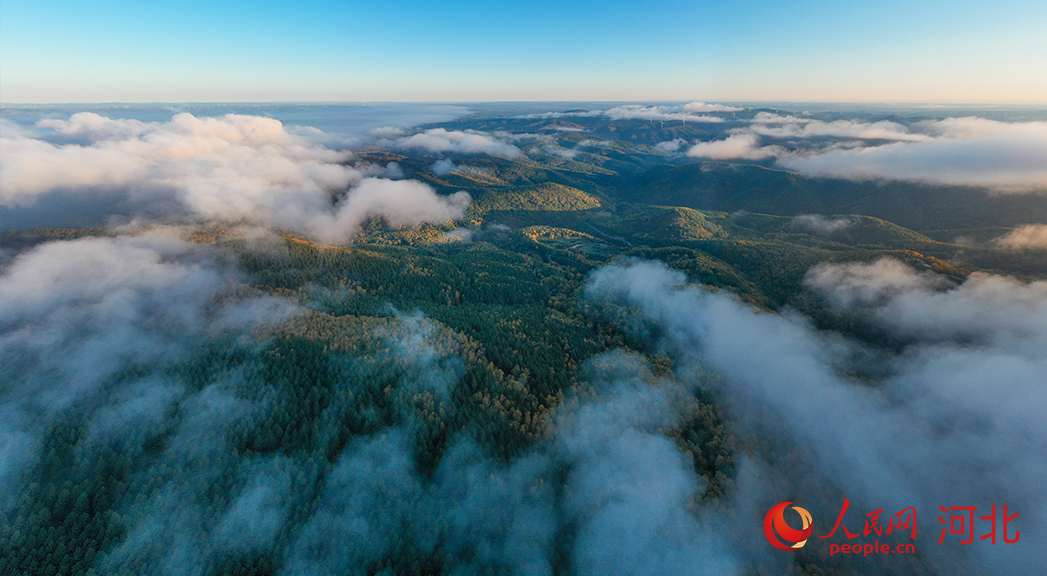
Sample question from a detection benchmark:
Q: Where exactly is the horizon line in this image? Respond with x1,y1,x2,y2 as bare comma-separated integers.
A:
3,100,1046,108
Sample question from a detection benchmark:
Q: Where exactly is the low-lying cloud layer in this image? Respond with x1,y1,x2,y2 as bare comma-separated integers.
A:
5,102,1045,575
993,224,1047,249
0,113,470,242
0,232,295,518
789,214,853,235
655,138,687,153
5,235,1045,573
587,258,1047,575
285,350,738,576
431,158,459,175
749,112,929,141
778,119,1047,191
519,102,737,123
0,229,741,575
684,115,1047,192
379,127,522,157
687,133,782,160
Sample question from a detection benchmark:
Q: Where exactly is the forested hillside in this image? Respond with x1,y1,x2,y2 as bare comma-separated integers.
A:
2,107,1045,576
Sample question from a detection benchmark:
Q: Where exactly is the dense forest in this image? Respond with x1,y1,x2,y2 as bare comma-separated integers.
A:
2,107,1045,576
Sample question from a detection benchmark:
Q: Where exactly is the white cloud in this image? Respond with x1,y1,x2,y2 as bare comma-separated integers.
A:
679,114,1047,192
655,138,687,153
749,113,927,141
603,104,727,123
993,224,1047,249
809,259,1047,346
804,258,953,309
444,227,474,242
0,113,470,242
515,110,602,120
370,126,405,139
518,102,738,123
915,116,1039,139
777,120,1047,191
683,101,743,113
540,145,578,159
385,128,522,157
789,214,853,235
738,116,1047,192
687,134,782,160
2,112,357,208
432,159,459,175
555,352,739,576
586,258,1047,574
303,178,471,244
0,232,296,518
382,161,405,179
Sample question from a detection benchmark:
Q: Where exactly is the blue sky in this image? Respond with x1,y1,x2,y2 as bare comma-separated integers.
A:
1,0,1044,103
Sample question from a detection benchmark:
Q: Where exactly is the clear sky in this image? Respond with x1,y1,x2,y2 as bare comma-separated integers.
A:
1,0,1045,103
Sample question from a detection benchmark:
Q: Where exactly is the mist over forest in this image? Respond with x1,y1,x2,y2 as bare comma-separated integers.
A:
1,102,1046,576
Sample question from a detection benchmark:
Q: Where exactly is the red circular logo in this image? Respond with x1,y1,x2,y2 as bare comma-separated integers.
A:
764,501,813,550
